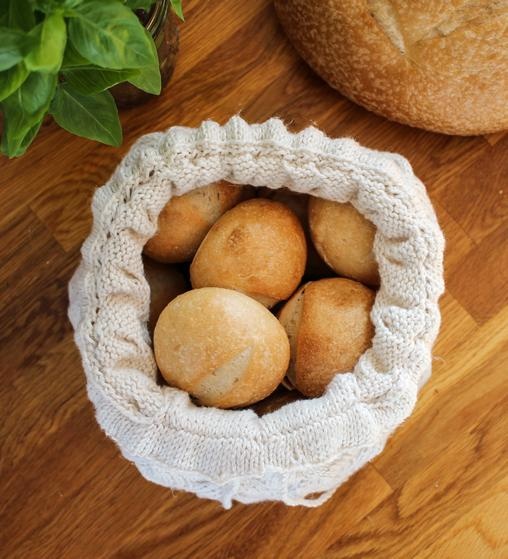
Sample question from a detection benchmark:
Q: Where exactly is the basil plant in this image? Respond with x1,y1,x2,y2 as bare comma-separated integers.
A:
0,0,183,158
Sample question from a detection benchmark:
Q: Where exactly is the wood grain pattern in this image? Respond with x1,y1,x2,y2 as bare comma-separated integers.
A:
1,1,507,557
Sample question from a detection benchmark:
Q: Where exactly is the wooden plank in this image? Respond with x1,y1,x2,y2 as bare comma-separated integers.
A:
110,466,392,559
435,136,508,244
446,222,508,324
0,336,84,473
0,208,77,375
1,403,173,558
483,131,507,146
29,152,119,252
324,377,507,558
374,304,508,486
415,477,508,559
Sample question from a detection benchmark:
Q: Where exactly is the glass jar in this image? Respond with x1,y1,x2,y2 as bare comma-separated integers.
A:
112,0,179,107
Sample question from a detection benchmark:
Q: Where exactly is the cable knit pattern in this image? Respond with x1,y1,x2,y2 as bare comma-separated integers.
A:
68,117,444,508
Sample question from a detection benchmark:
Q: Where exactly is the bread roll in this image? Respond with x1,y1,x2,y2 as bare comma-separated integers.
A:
154,287,290,408
144,181,251,263
274,0,508,135
309,198,379,286
278,278,375,397
259,187,333,278
190,199,307,307
143,257,188,332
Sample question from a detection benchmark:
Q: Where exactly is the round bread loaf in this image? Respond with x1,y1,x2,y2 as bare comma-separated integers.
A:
259,187,333,278
143,257,188,332
309,198,379,286
190,199,307,307
278,278,375,397
274,0,508,135
144,181,251,263
154,287,290,409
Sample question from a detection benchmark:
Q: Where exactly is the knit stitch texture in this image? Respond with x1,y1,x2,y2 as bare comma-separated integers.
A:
68,117,445,508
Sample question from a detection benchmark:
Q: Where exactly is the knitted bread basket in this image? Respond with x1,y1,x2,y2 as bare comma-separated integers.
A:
69,117,444,508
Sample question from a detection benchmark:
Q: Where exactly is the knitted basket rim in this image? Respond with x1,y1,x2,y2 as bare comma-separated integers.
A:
69,117,444,506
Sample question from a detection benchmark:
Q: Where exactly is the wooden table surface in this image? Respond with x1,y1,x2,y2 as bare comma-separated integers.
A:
1,1,507,558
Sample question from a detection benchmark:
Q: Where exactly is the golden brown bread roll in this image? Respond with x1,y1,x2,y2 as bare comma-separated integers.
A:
274,0,508,135
259,187,334,279
190,199,307,307
278,278,375,397
308,198,379,286
143,257,188,332
144,181,252,263
154,287,290,409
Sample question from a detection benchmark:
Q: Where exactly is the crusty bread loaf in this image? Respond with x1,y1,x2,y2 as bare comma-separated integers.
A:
154,287,290,409
274,0,508,135
259,187,334,278
308,198,379,286
278,278,375,397
190,199,307,307
143,257,188,332
144,181,252,263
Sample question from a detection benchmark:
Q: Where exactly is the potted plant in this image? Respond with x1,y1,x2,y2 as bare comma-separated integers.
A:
0,0,183,158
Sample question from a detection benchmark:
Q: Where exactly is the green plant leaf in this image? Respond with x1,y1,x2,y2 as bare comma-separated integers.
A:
68,0,154,69
0,0,7,24
29,0,54,12
5,0,35,31
127,62,160,95
0,27,36,71
63,67,133,94
170,0,183,20
10,117,44,156
30,0,83,11
61,40,91,69
123,0,154,9
25,11,67,73
0,62,29,101
61,0,84,7
64,34,160,96
1,71,56,156
1,112,43,157
127,28,160,94
49,84,122,146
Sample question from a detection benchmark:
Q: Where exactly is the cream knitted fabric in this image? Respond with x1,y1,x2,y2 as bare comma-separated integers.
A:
69,117,444,508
